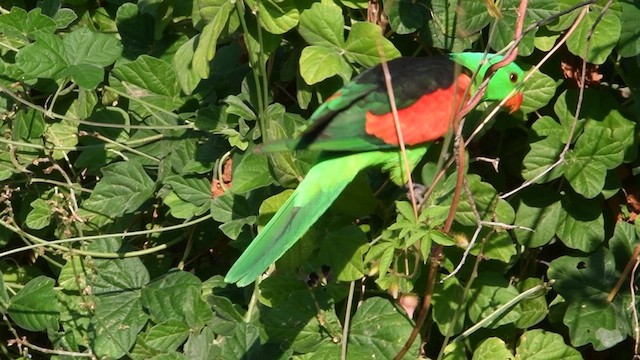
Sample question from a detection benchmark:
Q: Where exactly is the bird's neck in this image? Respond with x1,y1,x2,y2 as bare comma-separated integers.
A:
449,52,504,97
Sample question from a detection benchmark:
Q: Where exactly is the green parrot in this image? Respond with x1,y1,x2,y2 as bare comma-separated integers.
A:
225,53,525,287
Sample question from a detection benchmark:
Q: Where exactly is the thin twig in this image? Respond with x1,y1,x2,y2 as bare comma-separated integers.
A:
630,256,640,356
607,244,640,302
341,281,356,360
0,84,187,129
0,215,209,259
451,282,550,343
442,178,495,282
379,59,419,220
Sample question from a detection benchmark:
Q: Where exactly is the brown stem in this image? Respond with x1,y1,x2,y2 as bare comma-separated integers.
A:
393,1,530,358
607,244,640,302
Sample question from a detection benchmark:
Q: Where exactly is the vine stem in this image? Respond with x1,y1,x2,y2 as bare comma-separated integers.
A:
0,83,187,130
341,281,357,360
630,256,640,356
450,283,550,343
607,244,640,302
0,215,211,259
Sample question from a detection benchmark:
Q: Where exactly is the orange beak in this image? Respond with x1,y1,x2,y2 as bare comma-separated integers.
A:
503,92,523,114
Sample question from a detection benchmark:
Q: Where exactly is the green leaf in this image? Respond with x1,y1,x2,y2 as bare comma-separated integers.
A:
344,22,400,67
522,133,564,184
219,323,259,359
482,231,516,263
112,55,180,98
432,277,466,336
349,297,420,358
259,275,310,308
422,0,486,52
520,68,557,114
46,118,79,160
53,8,77,29
555,192,604,252
16,27,122,84
263,288,341,353
232,150,274,194
491,0,557,56
0,270,8,310
563,126,625,198
299,45,351,85
25,198,52,230
298,3,344,47
88,238,151,294
63,27,123,67
252,0,299,35
13,108,45,141
0,7,57,48
468,272,521,328
173,36,201,95
81,161,155,221
317,225,368,281
210,192,256,240
7,276,59,331
514,278,548,329
92,290,149,359
473,338,514,360
516,329,583,360
566,3,621,64
263,107,316,188
141,271,213,327
563,299,626,350
442,342,466,360
184,327,221,360
530,116,563,140
610,221,638,271
617,0,640,57
385,0,427,35
192,2,232,79
224,95,257,121
60,63,104,89
143,319,191,352
514,186,562,248
455,175,515,225
547,248,617,301
163,174,213,215
534,29,561,52
585,108,636,162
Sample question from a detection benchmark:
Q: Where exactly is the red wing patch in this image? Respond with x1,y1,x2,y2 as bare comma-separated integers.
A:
365,74,472,146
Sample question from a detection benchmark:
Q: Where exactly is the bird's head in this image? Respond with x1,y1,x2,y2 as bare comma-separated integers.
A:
482,60,524,114
450,52,525,114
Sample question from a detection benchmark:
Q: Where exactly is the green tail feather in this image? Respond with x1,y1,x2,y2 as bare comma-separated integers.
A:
225,147,430,286
225,153,377,286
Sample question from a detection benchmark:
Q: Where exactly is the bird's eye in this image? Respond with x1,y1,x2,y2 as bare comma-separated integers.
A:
509,73,518,83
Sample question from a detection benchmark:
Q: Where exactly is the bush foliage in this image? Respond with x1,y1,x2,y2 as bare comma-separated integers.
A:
0,0,639,359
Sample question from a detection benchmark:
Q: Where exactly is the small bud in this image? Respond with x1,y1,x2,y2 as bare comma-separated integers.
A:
399,293,419,318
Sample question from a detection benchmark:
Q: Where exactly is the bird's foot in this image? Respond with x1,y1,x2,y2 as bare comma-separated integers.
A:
406,182,427,206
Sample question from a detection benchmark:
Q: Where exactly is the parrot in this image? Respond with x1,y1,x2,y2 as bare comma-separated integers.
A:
225,53,525,287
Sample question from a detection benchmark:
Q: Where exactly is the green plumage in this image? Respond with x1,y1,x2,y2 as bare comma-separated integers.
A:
225,53,525,286
225,147,429,286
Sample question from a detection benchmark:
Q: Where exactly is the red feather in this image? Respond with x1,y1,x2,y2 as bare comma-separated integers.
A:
364,73,471,145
